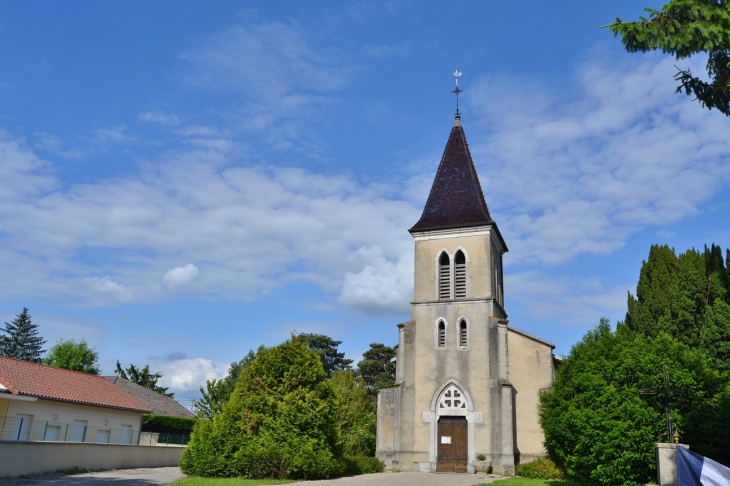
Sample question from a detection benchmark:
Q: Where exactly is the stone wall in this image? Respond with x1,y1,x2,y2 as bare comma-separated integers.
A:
0,441,183,477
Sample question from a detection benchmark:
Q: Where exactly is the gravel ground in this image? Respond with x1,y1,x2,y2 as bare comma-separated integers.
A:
0,467,186,486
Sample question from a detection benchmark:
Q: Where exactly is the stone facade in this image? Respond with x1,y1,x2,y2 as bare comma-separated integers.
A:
376,116,556,475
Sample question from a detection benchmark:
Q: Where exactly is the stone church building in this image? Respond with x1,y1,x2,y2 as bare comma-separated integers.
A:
376,113,556,476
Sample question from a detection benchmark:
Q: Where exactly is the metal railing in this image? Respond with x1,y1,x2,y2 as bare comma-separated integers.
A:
0,416,139,444
138,432,190,446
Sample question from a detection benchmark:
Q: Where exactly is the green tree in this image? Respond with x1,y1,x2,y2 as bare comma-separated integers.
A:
43,338,100,374
607,0,730,116
330,370,377,456
299,333,353,377
627,244,730,351
540,318,727,485
355,343,396,394
0,308,45,362
196,347,264,420
115,361,174,398
180,336,343,479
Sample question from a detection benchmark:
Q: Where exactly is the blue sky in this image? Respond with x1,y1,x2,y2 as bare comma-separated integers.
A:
1,1,729,407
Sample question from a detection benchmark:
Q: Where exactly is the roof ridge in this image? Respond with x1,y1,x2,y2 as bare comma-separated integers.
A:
0,355,108,379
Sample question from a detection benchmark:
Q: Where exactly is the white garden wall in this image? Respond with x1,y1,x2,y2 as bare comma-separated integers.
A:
0,441,183,477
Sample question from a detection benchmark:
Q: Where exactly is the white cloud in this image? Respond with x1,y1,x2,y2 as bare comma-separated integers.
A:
138,112,181,127
34,132,86,159
469,52,730,265
181,22,350,135
338,248,413,315
157,357,229,394
163,264,200,288
81,277,134,304
0,139,418,310
506,271,629,326
94,125,130,144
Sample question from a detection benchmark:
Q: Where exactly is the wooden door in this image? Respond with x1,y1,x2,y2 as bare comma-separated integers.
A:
437,416,468,472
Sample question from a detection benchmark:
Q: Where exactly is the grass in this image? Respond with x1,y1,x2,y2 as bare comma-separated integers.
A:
172,478,297,486
476,479,576,486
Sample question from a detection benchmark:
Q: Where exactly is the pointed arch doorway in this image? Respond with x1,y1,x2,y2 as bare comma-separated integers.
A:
434,383,470,472
437,416,468,472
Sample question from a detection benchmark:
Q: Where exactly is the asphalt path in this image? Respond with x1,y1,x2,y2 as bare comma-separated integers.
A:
0,468,185,486
0,468,508,486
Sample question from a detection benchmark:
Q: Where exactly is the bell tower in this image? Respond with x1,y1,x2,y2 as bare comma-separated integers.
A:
376,73,555,476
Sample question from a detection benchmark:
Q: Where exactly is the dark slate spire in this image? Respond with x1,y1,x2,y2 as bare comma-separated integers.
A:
409,117,494,233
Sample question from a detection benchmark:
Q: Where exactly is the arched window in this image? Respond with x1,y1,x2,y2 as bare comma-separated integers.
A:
454,250,466,298
439,252,451,300
439,384,467,410
494,254,503,305
437,321,446,348
459,320,468,347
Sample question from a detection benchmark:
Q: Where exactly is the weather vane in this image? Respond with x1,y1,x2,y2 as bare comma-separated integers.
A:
452,69,463,116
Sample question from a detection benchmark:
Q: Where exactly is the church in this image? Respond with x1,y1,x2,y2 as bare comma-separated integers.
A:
375,103,557,476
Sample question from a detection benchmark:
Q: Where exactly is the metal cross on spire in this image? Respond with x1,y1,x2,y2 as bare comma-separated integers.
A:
452,69,463,117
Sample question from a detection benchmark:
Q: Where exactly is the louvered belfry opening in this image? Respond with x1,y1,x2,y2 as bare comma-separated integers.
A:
459,320,467,347
438,321,446,347
454,251,466,298
439,252,451,300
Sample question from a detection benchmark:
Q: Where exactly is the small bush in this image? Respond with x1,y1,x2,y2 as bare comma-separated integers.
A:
515,458,565,480
476,453,486,461
342,455,384,475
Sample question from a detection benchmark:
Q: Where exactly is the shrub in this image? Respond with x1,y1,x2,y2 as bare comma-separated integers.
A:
476,453,486,461
180,337,343,479
515,458,564,480
342,455,384,475
330,370,376,456
540,319,726,485
143,414,197,434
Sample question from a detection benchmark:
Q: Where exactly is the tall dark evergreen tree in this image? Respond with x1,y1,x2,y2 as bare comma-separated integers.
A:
355,343,396,394
0,308,45,362
115,361,174,398
627,244,730,354
299,333,353,377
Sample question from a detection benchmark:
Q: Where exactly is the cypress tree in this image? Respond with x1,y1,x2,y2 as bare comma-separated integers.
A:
627,244,679,337
0,308,45,362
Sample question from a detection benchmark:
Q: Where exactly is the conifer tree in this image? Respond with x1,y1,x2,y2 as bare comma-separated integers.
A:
0,308,45,362
115,361,174,398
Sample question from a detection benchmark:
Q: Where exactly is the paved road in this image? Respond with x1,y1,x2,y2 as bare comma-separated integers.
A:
302,472,507,485
1,468,507,486
0,468,186,486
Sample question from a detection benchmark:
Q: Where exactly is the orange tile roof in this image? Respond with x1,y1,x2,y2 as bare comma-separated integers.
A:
0,356,151,413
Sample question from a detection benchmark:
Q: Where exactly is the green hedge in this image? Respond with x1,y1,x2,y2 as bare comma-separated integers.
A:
142,414,197,434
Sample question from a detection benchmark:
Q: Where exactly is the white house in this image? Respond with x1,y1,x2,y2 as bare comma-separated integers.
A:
0,356,151,443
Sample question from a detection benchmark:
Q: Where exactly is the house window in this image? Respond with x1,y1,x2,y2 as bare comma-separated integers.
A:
11,414,32,441
120,424,133,444
96,428,111,443
438,252,451,300
459,320,468,347
454,250,466,298
437,321,446,348
70,419,88,442
44,424,61,441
